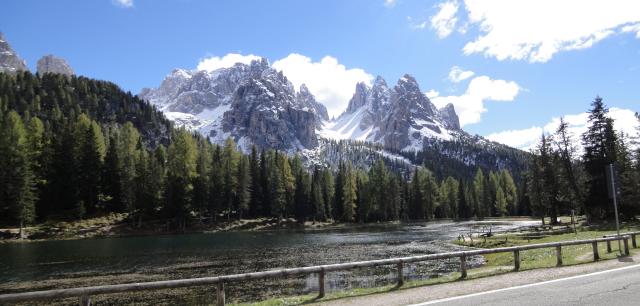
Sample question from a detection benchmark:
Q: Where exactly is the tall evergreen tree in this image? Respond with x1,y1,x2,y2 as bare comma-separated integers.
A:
473,169,486,218
165,128,197,229
582,96,618,221
0,111,36,236
554,117,583,213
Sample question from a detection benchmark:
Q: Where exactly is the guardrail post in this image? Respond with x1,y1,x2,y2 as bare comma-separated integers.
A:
606,240,612,253
397,261,404,286
632,234,637,248
623,237,630,255
318,268,325,298
79,295,90,306
556,245,563,266
216,283,225,306
460,254,467,279
514,249,520,271
592,241,599,261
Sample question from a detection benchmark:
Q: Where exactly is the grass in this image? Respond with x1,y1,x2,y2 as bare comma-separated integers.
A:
234,222,640,306
462,227,636,270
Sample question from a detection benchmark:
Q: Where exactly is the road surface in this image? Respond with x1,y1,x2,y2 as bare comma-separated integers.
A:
411,264,640,306
318,254,640,306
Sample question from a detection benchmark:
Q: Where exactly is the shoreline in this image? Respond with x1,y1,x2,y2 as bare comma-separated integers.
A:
0,215,540,244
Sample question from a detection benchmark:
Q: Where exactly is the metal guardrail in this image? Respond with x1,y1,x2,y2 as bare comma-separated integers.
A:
0,235,632,306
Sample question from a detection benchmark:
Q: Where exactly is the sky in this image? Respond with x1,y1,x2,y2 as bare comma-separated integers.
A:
2,0,639,149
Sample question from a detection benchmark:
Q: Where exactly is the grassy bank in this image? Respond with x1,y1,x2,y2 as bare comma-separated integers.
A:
236,221,639,306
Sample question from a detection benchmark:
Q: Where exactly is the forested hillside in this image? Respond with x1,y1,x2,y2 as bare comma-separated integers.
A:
0,72,523,234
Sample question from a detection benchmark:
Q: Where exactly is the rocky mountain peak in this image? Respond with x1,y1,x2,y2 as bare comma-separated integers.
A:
394,74,421,94
373,75,387,87
0,32,28,74
439,103,460,130
36,54,74,75
141,58,326,152
297,84,329,121
345,82,370,114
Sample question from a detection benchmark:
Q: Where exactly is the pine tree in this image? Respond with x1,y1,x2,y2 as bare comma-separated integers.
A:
248,146,263,217
192,138,212,218
409,168,425,220
495,186,507,216
310,168,325,221
25,117,45,219
293,168,311,222
77,117,105,215
103,134,123,212
165,128,198,229
554,117,583,213
0,111,36,237
119,123,141,217
235,155,250,219
341,163,357,222
616,132,639,219
500,170,518,216
222,138,239,220
423,170,439,220
458,181,469,219
538,134,560,224
582,96,617,221
473,169,486,218
320,168,334,220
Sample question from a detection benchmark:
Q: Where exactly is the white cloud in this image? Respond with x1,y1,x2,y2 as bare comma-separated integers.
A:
431,0,640,62
430,0,459,38
430,75,520,127
425,89,440,99
485,108,639,150
623,23,640,39
272,53,373,118
384,0,397,8
113,0,133,8
448,66,475,83
197,53,261,72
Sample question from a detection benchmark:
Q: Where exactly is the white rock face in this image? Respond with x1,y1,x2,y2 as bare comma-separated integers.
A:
0,32,28,73
140,58,327,152
37,55,74,75
319,74,462,151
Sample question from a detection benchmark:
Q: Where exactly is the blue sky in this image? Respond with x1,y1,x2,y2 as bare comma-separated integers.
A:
2,0,639,148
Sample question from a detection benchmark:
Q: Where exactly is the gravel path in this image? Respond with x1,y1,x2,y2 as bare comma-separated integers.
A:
314,253,639,306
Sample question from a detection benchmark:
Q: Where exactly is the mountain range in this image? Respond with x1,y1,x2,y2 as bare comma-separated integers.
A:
1,31,529,178
140,58,464,153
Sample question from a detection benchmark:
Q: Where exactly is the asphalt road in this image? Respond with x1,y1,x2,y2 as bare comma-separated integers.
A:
411,264,640,306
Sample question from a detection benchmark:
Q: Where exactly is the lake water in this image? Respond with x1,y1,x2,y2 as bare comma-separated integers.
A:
0,220,538,304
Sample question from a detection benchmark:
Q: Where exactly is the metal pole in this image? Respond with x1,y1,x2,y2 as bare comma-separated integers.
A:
571,209,577,235
610,164,621,255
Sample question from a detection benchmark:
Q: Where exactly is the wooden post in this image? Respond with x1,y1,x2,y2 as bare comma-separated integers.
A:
514,249,520,271
460,254,467,279
318,268,325,298
397,261,404,286
79,295,90,306
216,283,225,306
632,234,637,248
606,240,612,253
592,241,599,261
623,237,630,255
556,245,563,266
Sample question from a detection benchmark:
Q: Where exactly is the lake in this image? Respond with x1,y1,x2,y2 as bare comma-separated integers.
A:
0,220,538,304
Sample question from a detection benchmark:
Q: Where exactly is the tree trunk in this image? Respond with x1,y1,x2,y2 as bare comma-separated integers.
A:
19,220,24,240
550,206,559,225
